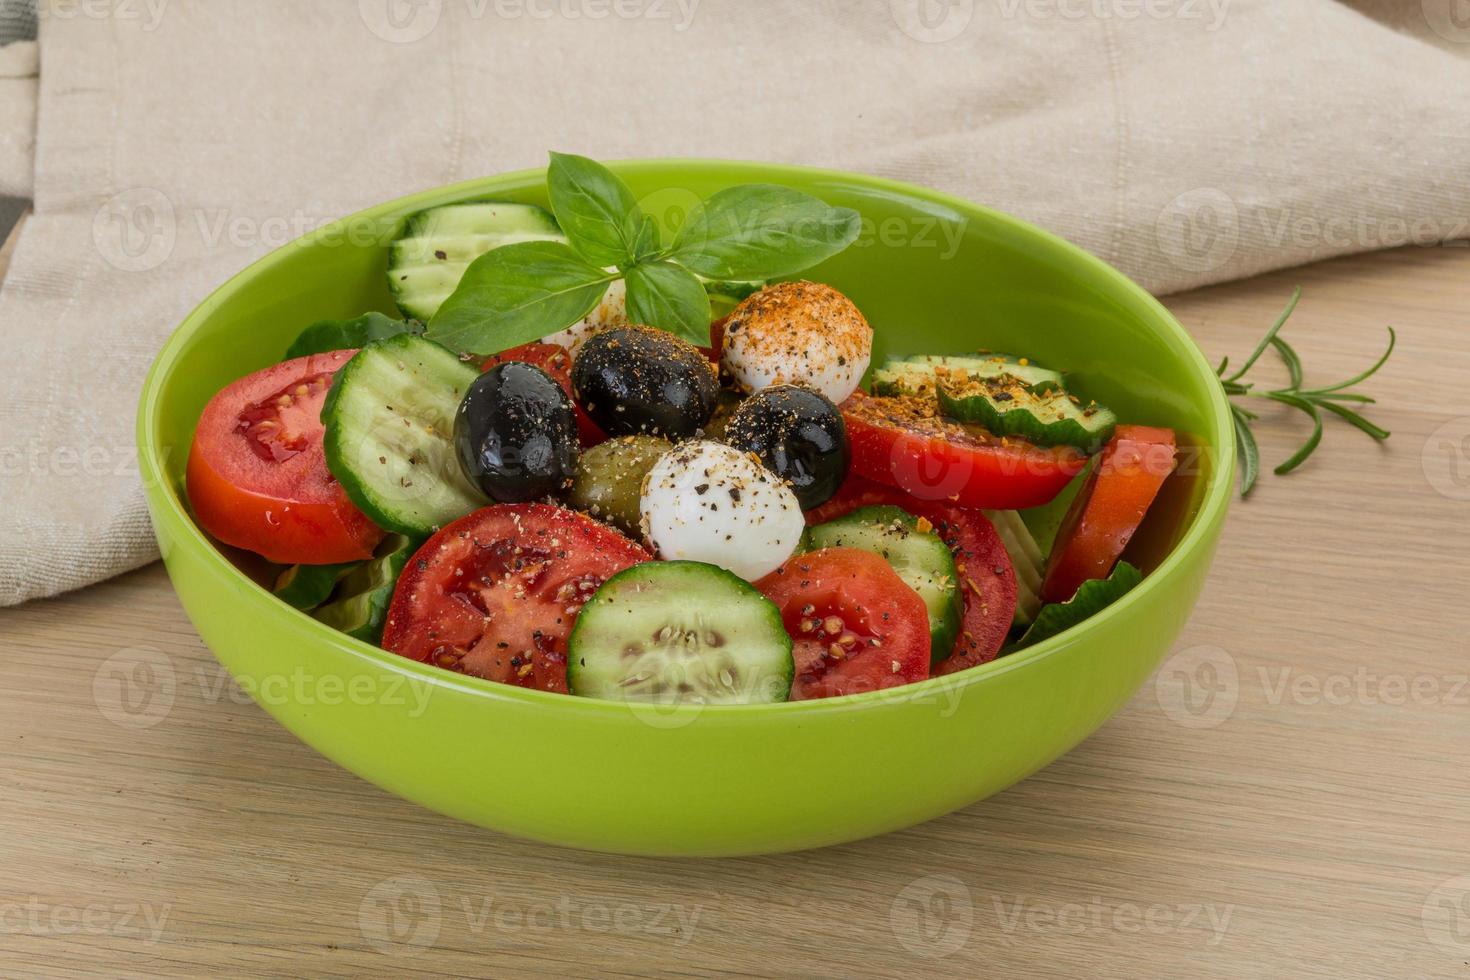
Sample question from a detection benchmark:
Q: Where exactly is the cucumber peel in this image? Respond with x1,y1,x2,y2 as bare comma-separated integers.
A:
873,353,1062,398
567,561,793,705
1015,562,1143,648
321,334,487,536
388,199,772,322
389,202,566,320
872,353,1115,452
805,504,962,665
936,370,1116,452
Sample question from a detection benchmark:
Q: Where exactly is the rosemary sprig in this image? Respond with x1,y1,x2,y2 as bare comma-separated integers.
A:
1218,287,1395,497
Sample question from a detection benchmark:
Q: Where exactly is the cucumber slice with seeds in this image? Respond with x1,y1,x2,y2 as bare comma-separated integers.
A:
936,368,1116,452
388,200,769,322
879,352,1113,451
388,202,566,320
874,354,1064,398
322,334,487,536
567,561,793,705
906,353,1063,380
805,504,962,665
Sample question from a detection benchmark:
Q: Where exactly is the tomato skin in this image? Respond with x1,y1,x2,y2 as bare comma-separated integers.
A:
186,350,383,564
756,548,930,700
698,316,728,363
483,342,606,447
841,391,1085,510
382,503,649,693
806,475,1017,672
1041,425,1176,604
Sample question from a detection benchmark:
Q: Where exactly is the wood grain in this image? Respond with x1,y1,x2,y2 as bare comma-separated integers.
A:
3,239,1469,978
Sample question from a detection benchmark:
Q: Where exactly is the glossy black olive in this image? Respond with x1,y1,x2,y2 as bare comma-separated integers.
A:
724,384,849,509
454,361,579,502
571,327,719,439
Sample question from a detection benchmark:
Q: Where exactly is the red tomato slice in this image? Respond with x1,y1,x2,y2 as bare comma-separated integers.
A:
806,475,1017,672
756,548,930,700
186,350,383,564
1041,425,1177,604
698,315,728,363
841,391,1085,510
382,503,649,693
483,341,606,447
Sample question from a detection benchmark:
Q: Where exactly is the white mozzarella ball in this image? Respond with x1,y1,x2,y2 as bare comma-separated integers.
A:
541,278,629,354
720,281,872,403
640,440,804,582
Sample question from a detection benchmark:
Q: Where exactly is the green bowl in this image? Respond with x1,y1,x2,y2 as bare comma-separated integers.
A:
137,161,1232,856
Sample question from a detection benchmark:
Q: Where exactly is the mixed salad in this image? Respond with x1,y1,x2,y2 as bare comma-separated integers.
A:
185,155,1181,706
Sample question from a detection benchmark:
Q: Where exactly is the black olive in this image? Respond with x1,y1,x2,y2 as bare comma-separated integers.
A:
571,327,718,440
724,384,849,509
454,361,579,502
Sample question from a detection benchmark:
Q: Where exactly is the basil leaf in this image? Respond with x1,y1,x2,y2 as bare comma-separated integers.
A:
285,312,421,359
1015,562,1143,649
426,240,614,355
548,151,649,267
668,184,861,280
624,261,712,346
628,213,662,263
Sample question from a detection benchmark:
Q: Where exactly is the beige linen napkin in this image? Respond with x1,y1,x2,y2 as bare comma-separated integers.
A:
2,0,1468,606
0,38,34,198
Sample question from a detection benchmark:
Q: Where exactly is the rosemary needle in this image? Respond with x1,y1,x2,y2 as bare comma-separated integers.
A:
1217,287,1395,497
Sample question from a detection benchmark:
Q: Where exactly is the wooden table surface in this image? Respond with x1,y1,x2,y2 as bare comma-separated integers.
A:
4,240,1469,978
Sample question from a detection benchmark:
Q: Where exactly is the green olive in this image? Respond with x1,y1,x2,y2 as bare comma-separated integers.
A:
566,435,673,536
700,389,745,441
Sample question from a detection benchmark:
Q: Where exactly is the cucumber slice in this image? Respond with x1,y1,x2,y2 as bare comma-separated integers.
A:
388,202,566,320
806,504,962,665
567,561,793,705
873,354,1063,398
322,334,487,536
935,365,1116,451
980,509,1045,625
388,200,759,322
871,361,939,398
313,534,417,643
272,561,356,611
1015,561,1142,648
907,353,1063,383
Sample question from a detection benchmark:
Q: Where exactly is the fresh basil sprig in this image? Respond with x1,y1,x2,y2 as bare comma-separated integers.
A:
547,150,651,267
668,183,867,280
428,240,615,356
625,261,711,340
426,152,860,352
